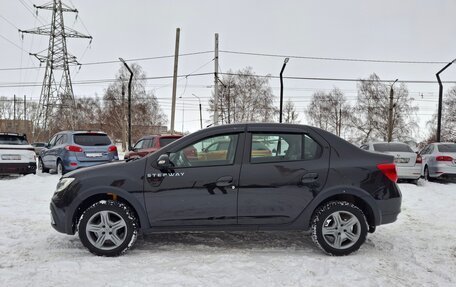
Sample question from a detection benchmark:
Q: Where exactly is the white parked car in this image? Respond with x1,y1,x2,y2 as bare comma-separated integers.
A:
360,142,421,184
0,132,37,175
419,142,456,181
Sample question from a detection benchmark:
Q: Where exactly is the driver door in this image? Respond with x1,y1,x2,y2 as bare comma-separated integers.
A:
144,132,244,227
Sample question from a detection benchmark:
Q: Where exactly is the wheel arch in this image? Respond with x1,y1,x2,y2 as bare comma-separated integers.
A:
298,187,381,231
66,187,149,235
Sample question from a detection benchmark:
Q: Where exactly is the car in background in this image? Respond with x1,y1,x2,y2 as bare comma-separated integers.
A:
39,131,118,175
0,132,36,175
360,142,421,184
419,142,456,181
124,134,184,160
31,142,46,155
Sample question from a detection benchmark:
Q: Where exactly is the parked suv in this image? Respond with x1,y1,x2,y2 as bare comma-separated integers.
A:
360,142,421,184
50,124,401,256
124,134,182,160
0,132,36,175
419,142,456,181
39,131,118,175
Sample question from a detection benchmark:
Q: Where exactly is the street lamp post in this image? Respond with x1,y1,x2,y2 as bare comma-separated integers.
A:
192,93,203,129
387,79,399,142
279,58,289,123
436,59,456,142
119,58,133,150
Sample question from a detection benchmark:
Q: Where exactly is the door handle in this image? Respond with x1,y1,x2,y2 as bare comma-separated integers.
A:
216,176,234,187
301,173,319,184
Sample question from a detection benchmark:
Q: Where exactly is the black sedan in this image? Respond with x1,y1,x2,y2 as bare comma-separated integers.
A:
50,123,401,256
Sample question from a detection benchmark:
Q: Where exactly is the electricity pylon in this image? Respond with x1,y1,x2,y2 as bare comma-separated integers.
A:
20,0,92,135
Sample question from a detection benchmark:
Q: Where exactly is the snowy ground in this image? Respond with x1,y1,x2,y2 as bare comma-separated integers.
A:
0,173,455,287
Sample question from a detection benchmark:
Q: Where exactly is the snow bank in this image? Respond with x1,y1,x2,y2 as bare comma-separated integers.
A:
0,175,455,287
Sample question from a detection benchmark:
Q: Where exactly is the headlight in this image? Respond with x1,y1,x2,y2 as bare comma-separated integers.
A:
55,178,75,193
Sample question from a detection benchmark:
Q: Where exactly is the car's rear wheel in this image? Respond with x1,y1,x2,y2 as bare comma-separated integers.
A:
78,200,138,257
312,201,368,256
39,158,49,173
424,166,434,182
56,160,65,175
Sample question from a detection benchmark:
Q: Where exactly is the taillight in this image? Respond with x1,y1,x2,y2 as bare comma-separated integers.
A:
415,154,422,164
65,145,83,152
436,156,453,162
108,145,117,152
377,163,398,183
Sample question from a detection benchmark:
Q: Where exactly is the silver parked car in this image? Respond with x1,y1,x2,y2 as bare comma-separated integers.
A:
361,142,422,184
419,142,456,181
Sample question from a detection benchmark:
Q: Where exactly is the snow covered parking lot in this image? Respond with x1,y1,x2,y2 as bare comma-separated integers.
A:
0,174,455,287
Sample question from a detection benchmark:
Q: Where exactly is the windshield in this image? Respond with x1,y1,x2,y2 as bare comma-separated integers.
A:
0,135,29,145
437,144,456,153
373,143,413,153
73,134,111,146
159,137,179,147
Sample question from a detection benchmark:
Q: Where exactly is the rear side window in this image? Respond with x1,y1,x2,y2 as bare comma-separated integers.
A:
159,137,179,147
0,135,28,145
373,143,413,153
73,134,111,146
250,133,302,163
438,144,456,153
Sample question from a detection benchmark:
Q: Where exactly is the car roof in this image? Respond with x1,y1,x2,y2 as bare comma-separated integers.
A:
140,134,182,140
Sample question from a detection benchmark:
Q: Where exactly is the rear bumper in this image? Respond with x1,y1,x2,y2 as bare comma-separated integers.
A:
62,157,116,172
429,164,456,179
0,162,36,174
397,165,421,180
377,196,402,225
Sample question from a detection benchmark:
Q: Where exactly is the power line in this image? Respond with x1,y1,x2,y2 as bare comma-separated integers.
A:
0,72,213,88
220,50,451,65
0,51,213,71
219,72,456,84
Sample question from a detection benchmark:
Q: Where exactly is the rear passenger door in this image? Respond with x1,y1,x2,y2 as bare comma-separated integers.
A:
238,126,330,225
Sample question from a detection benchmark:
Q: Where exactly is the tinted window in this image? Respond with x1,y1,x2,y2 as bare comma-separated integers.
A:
143,139,153,148
73,134,111,146
0,135,28,145
250,133,301,163
373,143,413,152
55,135,67,145
170,134,238,168
437,144,456,153
303,134,322,160
159,137,179,147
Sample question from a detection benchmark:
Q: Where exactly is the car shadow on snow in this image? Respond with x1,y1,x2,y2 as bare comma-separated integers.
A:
135,231,318,253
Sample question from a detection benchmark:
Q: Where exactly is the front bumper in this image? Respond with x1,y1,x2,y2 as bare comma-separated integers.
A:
0,162,36,175
50,200,73,234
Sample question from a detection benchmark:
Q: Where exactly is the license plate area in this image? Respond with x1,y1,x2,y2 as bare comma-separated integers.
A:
1,154,21,160
394,158,409,163
85,152,103,158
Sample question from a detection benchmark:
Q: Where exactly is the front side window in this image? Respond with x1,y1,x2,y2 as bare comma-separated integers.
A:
170,134,238,168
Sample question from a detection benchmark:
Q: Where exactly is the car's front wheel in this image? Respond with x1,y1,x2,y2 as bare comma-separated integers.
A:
78,200,138,256
312,201,368,256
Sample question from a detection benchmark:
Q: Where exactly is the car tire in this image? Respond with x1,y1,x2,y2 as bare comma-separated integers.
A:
410,179,419,185
39,158,49,173
424,166,434,182
56,160,65,175
311,201,368,256
78,200,138,257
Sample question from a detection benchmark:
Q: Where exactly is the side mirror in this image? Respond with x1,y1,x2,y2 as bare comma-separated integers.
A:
45,143,50,149
128,146,134,151
157,154,171,170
